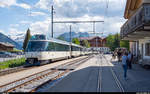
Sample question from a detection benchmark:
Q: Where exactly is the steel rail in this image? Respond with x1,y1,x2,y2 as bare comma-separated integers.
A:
102,55,125,92
30,69,70,92
5,70,58,92
97,55,102,92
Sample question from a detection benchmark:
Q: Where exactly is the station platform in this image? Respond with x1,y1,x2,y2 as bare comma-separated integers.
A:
40,54,150,92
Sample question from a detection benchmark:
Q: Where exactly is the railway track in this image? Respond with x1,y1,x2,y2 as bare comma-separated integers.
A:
102,54,125,92
97,55,102,92
0,55,93,92
0,55,89,77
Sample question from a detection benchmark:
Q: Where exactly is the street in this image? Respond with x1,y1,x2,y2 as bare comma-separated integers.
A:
38,54,150,92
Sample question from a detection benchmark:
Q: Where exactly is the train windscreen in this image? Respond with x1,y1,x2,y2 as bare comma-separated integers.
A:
26,41,48,52
30,35,46,40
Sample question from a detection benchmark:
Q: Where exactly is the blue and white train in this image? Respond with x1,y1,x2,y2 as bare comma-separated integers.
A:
25,34,92,66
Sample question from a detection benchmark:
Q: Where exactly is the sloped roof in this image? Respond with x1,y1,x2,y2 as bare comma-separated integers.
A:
0,42,14,47
79,36,105,40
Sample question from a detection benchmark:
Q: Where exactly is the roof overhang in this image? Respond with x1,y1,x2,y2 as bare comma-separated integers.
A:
124,0,142,19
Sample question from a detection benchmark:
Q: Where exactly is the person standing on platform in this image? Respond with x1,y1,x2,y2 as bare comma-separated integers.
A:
122,52,128,80
127,51,132,69
117,49,122,62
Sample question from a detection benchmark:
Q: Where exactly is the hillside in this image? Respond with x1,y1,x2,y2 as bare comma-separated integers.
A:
58,32,90,42
0,33,22,50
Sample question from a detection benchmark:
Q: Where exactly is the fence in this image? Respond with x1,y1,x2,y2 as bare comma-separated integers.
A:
0,55,25,63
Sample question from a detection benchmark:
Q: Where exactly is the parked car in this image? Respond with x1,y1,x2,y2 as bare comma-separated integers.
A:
0,51,16,58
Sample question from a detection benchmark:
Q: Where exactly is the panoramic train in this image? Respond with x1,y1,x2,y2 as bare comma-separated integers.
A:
25,34,92,66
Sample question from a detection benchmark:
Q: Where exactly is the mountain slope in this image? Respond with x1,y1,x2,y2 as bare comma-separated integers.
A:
8,33,25,47
58,32,89,42
0,33,22,50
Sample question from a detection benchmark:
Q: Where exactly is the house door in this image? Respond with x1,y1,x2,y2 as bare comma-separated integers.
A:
141,44,144,59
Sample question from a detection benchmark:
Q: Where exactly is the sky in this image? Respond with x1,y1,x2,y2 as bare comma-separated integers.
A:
0,0,127,39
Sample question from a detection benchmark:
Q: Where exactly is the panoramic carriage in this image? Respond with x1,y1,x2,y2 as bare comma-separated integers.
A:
25,34,86,66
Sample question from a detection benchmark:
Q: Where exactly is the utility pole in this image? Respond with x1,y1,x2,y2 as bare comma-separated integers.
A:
70,25,72,43
93,21,96,49
51,5,54,38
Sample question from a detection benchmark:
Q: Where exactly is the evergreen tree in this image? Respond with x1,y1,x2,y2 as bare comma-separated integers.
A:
23,28,31,51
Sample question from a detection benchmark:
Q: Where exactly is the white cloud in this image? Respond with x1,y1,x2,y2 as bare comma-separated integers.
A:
0,0,16,7
30,11,47,16
0,29,5,34
0,0,31,9
35,0,53,10
20,21,31,24
8,28,24,35
16,3,31,9
10,24,19,27
30,18,51,35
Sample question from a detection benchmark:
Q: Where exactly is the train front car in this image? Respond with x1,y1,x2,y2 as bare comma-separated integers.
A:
25,34,71,66
25,35,49,66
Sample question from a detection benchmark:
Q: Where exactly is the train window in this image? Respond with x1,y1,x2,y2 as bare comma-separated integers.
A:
26,41,48,52
30,35,46,40
46,42,55,51
55,43,69,51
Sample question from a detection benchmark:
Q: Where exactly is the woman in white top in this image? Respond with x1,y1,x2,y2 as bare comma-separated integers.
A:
122,52,128,79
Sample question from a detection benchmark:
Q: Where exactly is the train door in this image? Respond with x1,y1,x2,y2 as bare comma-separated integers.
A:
69,44,72,58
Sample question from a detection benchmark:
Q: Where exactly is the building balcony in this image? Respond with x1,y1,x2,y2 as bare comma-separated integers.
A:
121,4,150,41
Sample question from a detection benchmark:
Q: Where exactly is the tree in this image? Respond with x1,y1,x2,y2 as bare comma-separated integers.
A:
106,34,115,51
120,40,129,50
82,40,90,48
72,38,80,45
23,28,31,51
106,33,129,51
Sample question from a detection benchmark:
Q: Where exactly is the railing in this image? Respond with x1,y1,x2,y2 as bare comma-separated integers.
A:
0,55,25,63
121,4,150,39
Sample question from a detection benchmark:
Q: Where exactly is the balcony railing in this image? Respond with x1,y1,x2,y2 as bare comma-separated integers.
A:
121,4,150,39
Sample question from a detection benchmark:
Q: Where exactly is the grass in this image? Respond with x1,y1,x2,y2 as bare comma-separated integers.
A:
0,58,26,70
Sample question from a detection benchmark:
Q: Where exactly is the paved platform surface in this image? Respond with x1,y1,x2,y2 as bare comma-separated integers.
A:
42,54,150,92
111,57,150,92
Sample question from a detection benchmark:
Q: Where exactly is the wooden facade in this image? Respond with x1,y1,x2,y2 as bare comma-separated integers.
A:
79,36,107,47
0,42,14,51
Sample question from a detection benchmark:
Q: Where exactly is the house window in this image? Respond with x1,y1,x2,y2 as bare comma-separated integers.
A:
145,43,150,56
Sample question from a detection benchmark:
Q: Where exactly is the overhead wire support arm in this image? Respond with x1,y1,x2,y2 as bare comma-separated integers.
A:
53,21,104,23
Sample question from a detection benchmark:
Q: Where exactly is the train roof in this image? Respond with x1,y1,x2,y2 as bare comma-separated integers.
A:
29,38,83,48
30,34,84,48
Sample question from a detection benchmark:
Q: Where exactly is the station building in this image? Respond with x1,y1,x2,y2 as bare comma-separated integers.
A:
79,36,107,47
79,36,110,53
0,42,14,51
120,0,150,66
